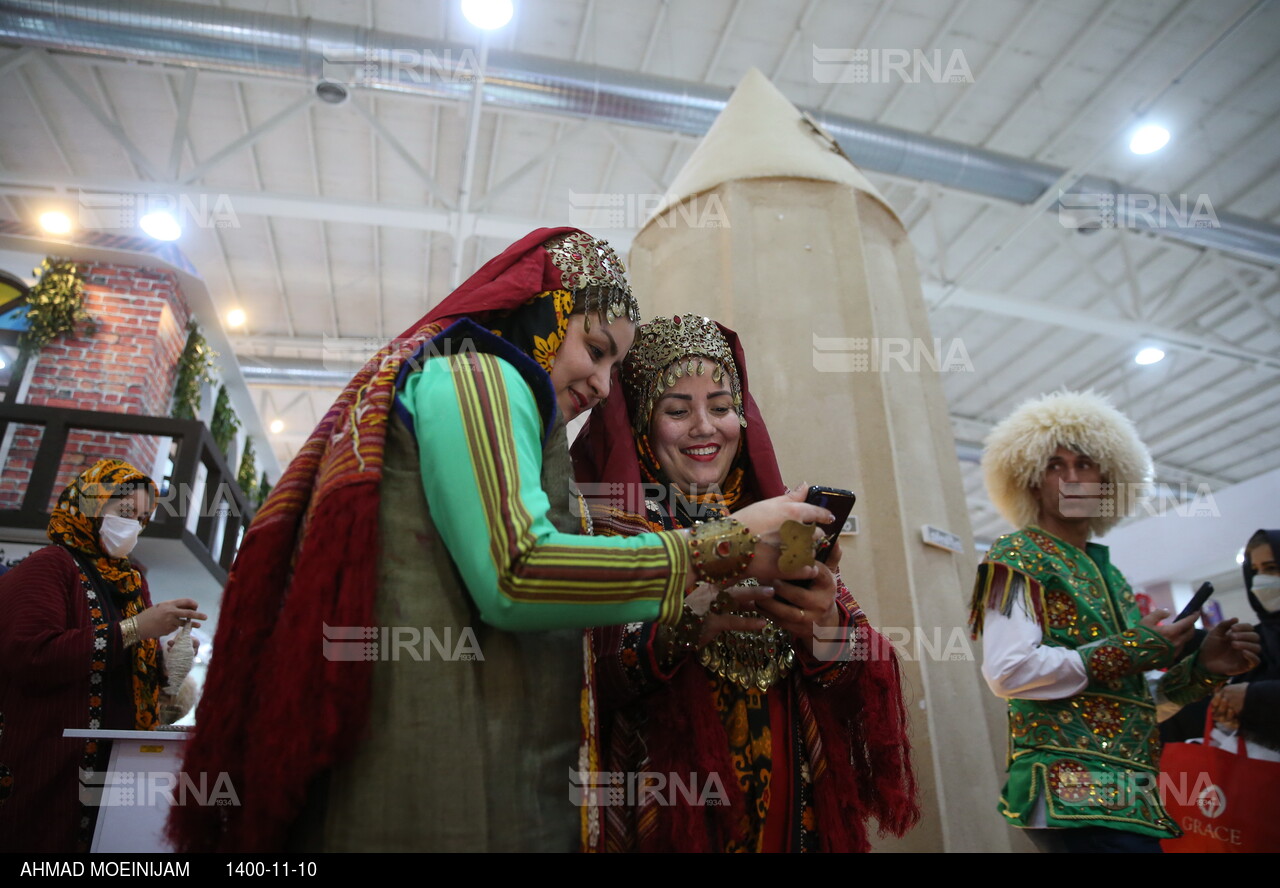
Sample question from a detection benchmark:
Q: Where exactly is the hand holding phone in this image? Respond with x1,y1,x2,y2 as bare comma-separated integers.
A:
806,486,856,563
1174,581,1214,622
786,486,856,591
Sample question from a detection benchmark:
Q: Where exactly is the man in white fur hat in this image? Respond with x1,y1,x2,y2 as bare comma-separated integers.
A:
969,390,1260,853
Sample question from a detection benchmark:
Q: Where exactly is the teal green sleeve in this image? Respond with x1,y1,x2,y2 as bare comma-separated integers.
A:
402,352,688,631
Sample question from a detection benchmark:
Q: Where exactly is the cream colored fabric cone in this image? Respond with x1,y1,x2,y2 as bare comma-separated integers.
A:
628,68,1024,853
649,67,900,225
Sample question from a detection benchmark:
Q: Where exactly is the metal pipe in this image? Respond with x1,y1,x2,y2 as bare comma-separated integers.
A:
238,356,354,387
1,0,1276,265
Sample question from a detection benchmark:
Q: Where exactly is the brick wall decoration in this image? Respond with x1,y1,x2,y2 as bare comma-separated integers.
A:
0,261,192,510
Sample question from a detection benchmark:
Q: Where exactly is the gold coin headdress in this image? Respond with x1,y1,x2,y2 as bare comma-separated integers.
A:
622,314,745,435
541,231,639,330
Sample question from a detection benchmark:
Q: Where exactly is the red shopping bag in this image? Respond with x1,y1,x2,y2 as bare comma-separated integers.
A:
1159,711,1280,852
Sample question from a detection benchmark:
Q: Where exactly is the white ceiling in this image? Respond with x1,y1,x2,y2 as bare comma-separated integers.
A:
1,0,1277,544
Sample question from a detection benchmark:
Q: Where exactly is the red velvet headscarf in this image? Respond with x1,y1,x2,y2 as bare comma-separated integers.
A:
570,319,920,852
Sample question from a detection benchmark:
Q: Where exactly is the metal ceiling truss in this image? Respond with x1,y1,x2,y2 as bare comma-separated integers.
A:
2,0,1277,265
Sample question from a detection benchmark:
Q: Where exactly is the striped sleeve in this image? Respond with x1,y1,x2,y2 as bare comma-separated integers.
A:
968,561,1046,638
404,352,688,631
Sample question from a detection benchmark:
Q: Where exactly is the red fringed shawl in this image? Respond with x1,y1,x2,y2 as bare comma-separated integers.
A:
168,227,597,852
573,322,920,852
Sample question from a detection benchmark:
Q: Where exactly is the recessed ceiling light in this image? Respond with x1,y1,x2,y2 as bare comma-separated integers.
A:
140,211,181,241
1129,124,1170,155
461,0,513,30
1134,347,1165,365
39,211,72,234
270,419,284,434
226,308,246,328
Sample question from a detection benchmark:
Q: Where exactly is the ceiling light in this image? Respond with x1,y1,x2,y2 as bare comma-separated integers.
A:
226,308,246,328
461,0,513,30
1236,548,1246,565
270,419,284,434
0,357,6,370
39,211,72,234
1129,124,1170,155
1134,347,1165,365
140,211,181,241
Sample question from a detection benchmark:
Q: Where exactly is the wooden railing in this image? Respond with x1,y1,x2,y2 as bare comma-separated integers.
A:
0,403,254,583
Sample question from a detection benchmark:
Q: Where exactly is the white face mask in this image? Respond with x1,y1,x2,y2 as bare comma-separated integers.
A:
1252,574,1280,612
99,515,143,558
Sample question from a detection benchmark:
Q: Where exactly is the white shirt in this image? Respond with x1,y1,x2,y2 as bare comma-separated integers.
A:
981,594,1088,700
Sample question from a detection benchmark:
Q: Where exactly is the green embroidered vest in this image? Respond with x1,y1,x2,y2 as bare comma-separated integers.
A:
973,527,1219,838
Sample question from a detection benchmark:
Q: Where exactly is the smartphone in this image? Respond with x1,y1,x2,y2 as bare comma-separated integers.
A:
1174,581,1214,622
786,486,856,591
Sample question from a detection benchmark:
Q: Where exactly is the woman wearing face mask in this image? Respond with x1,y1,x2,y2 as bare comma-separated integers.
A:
169,230,830,854
0,459,207,852
1163,529,1280,755
572,315,919,852
1216,529,1280,749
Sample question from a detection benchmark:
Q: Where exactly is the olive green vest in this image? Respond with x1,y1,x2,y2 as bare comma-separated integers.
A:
292,412,583,851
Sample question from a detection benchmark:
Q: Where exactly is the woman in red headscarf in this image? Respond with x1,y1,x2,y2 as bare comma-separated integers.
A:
573,315,919,852
0,459,205,852
169,229,831,853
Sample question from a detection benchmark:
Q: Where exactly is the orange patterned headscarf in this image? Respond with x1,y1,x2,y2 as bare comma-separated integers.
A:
47,458,162,729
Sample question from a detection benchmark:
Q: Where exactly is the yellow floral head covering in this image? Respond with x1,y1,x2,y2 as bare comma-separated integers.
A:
47,458,162,730
48,458,157,594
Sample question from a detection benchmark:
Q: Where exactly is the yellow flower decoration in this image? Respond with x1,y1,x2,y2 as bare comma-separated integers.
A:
533,330,563,372
531,289,575,371
553,289,575,319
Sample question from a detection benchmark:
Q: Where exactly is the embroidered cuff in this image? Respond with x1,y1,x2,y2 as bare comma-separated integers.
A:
1159,649,1231,707
1079,624,1176,686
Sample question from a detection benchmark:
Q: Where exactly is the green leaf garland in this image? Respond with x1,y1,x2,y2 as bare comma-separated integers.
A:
171,320,218,420
237,437,257,502
19,258,95,356
210,384,240,458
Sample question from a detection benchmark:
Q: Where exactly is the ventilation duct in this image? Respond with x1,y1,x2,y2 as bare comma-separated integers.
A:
1,0,1276,265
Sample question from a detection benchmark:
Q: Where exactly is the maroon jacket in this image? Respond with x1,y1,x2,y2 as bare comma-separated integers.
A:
0,546,153,852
